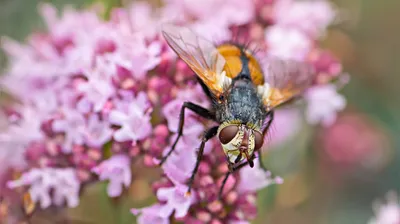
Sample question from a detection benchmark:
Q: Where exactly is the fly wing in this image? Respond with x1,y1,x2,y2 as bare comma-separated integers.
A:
161,24,231,99
258,57,316,109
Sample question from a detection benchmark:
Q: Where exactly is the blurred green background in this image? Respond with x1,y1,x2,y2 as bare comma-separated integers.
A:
1,0,400,223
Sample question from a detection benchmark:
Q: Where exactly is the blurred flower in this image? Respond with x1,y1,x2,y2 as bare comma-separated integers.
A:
106,37,162,80
309,50,343,77
91,154,131,197
124,2,161,39
319,112,390,169
0,107,44,170
7,168,80,209
131,204,170,224
265,25,312,60
163,0,254,26
82,114,113,148
0,107,43,144
273,0,336,38
52,108,86,153
267,108,302,147
304,84,346,126
369,191,400,224
77,59,115,112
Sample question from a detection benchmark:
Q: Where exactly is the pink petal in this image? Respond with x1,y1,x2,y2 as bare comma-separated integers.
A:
109,110,127,125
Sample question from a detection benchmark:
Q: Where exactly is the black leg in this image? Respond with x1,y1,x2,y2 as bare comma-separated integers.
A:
186,126,219,195
159,102,215,165
218,154,256,198
259,110,274,171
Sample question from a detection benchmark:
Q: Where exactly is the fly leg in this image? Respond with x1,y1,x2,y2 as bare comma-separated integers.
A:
186,126,219,195
159,102,215,165
218,154,256,199
258,110,274,171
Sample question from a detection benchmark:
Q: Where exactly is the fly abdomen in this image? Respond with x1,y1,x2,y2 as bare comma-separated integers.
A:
233,53,252,81
216,44,264,86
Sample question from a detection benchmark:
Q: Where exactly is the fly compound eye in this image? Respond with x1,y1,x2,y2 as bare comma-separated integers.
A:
254,131,264,150
218,125,239,144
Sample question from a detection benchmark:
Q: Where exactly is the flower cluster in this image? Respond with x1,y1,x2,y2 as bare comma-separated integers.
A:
0,0,347,223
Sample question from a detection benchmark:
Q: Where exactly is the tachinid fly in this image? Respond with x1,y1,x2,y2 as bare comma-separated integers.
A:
159,25,316,196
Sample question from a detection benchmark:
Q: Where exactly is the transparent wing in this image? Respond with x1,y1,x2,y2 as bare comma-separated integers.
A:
260,57,316,109
161,24,228,98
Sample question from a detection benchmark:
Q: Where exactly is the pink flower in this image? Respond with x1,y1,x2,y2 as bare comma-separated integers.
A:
30,89,59,117
0,107,44,170
129,41,162,79
320,112,390,167
82,114,113,148
190,20,232,44
273,0,336,38
39,3,103,39
0,107,43,144
77,58,115,112
91,154,131,197
7,168,80,209
310,50,343,76
237,160,283,193
214,0,255,26
132,185,196,223
124,2,161,39
157,184,195,218
161,0,254,44
265,25,312,60
106,35,161,80
231,221,251,224
369,191,400,224
51,169,80,207
131,204,170,224
304,84,346,126
52,108,86,153
0,37,65,82
162,143,196,185
165,0,253,26
109,92,152,142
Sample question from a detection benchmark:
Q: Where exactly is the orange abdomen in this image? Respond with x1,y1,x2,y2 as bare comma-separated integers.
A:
216,44,264,86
